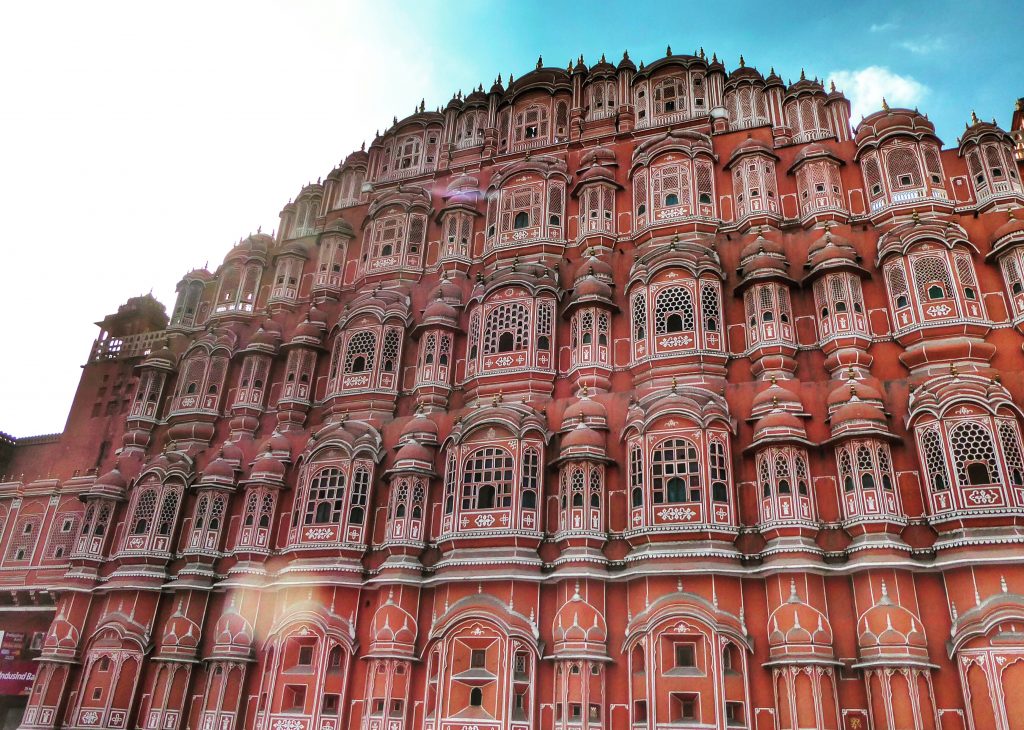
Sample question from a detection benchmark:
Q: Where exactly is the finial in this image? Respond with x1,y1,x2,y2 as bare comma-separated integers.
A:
1001,575,1009,593
881,97,890,111
912,210,921,225
971,110,980,125
666,45,672,56
712,52,718,63
738,54,745,68
536,55,543,70
830,80,836,92
699,46,705,59
671,376,678,394
600,53,606,64
800,68,806,81
623,50,630,61
567,59,573,72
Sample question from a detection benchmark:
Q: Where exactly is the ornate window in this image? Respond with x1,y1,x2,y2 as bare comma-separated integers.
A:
169,349,229,415
4,515,41,564
74,501,113,558
627,424,735,533
966,140,1022,202
361,211,427,275
914,408,1024,518
186,492,228,553
279,348,316,404
784,96,831,143
862,140,948,213
439,210,473,261
291,196,321,237
386,476,426,544
232,354,270,410
578,184,616,238
170,280,205,328
416,330,454,388
314,233,348,292
835,440,902,523
742,283,795,349
882,246,987,334
569,308,611,369
732,154,779,220
485,173,567,249
440,437,545,538
652,76,688,120
270,256,303,302
129,369,166,422
377,130,439,181
236,488,276,552
587,80,616,121
289,455,375,547
795,159,845,217
812,272,868,341
466,291,556,378
326,324,404,396
556,462,604,536
632,157,716,231
512,103,550,150
120,476,184,556
725,85,770,130
755,447,815,527
631,277,723,362
454,109,486,149
997,248,1024,322
332,167,364,209
214,261,263,314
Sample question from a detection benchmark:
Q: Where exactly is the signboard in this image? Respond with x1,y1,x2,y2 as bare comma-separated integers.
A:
0,660,36,696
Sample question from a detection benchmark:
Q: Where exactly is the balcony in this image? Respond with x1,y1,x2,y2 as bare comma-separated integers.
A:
455,136,483,150
376,163,436,183
792,128,832,144
870,187,949,213
635,109,704,130
90,330,166,363
510,136,550,153
977,180,1023,205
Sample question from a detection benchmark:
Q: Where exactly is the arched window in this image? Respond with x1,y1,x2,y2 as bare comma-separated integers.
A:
514,211,529,229
654,287,696,334
653,76,687,117
651,438,701,504
630,444,644,508
461,447,515,509
482,303,530,355
305,467,346,525
920,427,950,491
949,421,999,487
344,331,377,374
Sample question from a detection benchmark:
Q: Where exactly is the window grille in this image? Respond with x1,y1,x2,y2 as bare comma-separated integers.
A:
132,490,158,534
999,420,1024,485
633,169,649,228
461,447,515,509
700,281,721,336
651,438,701,504
863,155,884,199
381,328,401,373
911,256,954,299
949,421,1000,486
344,331,377,374
632,291,648,342
920,427,950,490
483,303,530,355
654,286,696,334
305,467,346,525
886,146,923,189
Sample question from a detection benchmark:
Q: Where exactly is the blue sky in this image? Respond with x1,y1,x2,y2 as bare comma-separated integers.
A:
0,0,1021,437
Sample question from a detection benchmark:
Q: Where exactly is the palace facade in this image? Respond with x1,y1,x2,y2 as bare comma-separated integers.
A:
2,49,1024,730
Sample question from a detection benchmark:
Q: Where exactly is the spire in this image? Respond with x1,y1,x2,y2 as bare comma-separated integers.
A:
738,54,745,68
800,67,806,80
666,45,672,56
881,97,890,111
971,109,980,125
536,55,543,69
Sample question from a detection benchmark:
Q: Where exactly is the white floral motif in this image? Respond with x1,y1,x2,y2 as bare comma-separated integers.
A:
475,514,495,527
273,720,304,730
968,490,998,505
657,506,696,521
81,712,100,726
304,527,334,540
926,304,952,316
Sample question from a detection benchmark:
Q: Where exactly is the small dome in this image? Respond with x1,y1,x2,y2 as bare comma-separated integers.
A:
827,378,883,409
201,455,236,482
725,136,778,169
249,453,286,480
561,423,605,450
553,589,608,653
400,413,439,446
394,440,433,466
570,275,614,304
617,51,636,72
832,399,887,429
422,298,459,324
751,379,801,417
141,342,175,369
370,594,417,651
562,392,608,428
855,106,937,148
767,583,833,654
739,228,785,262
212,602,254,658
991,208,1024,253
857,583,928,657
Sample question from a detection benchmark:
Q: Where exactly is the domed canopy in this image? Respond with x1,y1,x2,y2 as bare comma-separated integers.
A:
552,588,608,657
857,583,930,663
561,390,608,431
989,208,1024,258
855,105,940,153
767,581,835,662
399,413,439,447
369,594,417,657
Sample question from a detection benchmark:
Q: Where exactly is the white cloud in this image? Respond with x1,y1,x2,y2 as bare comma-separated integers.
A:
899,36,947,54
828,66,929,121
869,21,897,32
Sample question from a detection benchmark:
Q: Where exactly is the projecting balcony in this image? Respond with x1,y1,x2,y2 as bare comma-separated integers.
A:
89,330,166,363
870,187,950,213
792,128,832,144
455,135,484,150
731,116,771,131
976,180,1024,206
375,163,436,183
510,136,550,153
635,108,705,130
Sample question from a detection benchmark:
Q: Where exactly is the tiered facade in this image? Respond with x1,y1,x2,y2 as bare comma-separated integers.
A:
2,49,1024,730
